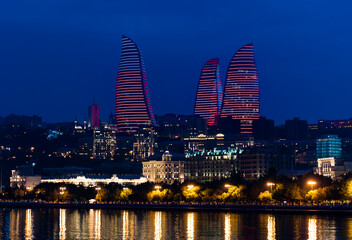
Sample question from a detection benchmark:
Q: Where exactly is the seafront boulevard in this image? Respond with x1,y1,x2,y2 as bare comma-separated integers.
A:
1,201,352,214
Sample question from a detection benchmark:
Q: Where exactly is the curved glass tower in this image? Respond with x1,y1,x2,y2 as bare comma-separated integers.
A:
220,43,260,133
115,35,156,133
194,58,223,126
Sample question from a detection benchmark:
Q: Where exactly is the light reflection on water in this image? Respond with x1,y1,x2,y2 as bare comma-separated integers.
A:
154,211,162,240
187,212,195,240
0,208,348,239
267,215,275,240
24,209,32,240
224,213,231,240
59,208,66,240
308,218,317,240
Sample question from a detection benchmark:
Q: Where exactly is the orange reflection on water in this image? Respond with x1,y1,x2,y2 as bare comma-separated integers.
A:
224,213,231,240
154,211,162,240
308,218,317,240
89,209,101,240
9,209,19,239
95,209,101,240
267,215,276,240
187,212,194,240
25,209,32,240
59,209,66,240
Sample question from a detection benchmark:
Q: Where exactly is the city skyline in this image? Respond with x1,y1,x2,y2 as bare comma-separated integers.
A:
1,1,352,124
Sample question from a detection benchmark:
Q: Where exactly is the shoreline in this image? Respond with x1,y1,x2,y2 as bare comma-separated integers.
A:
0,201,352,214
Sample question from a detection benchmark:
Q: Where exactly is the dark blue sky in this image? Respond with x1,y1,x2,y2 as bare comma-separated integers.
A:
1,0,351,124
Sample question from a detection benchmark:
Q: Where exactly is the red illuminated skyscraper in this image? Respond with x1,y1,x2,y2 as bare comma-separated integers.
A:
88,104,99,129
220,43,260,134
194,58,223,126
115,36,156,133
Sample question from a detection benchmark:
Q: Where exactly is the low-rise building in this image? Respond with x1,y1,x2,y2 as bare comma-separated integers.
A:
184,148,240,182
10,170,41,189
142,151,184,184
315,157,352,179
41,174,147,187
239,148,295,180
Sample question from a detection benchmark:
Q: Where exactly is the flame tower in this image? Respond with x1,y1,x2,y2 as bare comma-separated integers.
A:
220,43,260,133
194,58,223,126
115,35,156,133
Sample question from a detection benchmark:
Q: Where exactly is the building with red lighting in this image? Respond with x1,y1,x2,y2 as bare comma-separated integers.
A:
115,35,156,133
88,104,99,129
194,58,223,126
220,43,260,134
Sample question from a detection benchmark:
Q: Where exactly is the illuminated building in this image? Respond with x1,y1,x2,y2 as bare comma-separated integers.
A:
93,124,116,160
41,174,147,187
184,148,240,182
132,126,157,161
194,58,223,126
78,137,93,156
239,148,294,180
315,157,347,179
142,151,185,184
88,104,99,129
10,170,41,188
316,135,341,159
220,43,259,134
183,133,253,153
115,35,156,133
314,135,348,179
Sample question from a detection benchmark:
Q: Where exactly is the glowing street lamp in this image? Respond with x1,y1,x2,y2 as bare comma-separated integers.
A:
187,185,194,189
308,181,317,190
59,187,66,195
267,182,275,192
154,185,162,190
224,184,232,189
95,187,101,191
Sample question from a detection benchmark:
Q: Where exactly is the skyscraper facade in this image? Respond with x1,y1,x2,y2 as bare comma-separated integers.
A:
220,43,260,134
88,104,99,129
194,58,223,126
316,135,342,159
115,35,156,133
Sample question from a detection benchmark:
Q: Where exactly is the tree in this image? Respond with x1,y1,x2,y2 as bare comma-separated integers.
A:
200,188,214,202
305,189,324,202
119,188,133,201
272,183,285,201
284,183,303,202
342,178,352,200
95,188,109,202
147,189,172,202
182,185,201,202
13,188,26,199
217,185,246,202
258,191,272,203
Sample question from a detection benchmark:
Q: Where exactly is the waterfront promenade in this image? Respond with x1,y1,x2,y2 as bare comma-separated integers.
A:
0,201,352,214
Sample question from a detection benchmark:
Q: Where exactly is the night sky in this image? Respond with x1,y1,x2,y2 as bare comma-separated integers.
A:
1,0,351,125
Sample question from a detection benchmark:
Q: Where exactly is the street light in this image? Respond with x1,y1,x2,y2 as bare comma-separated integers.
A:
267,182,275,192
154,185,162,190
95,186,101,191
308,181,317,190
59,187,66,195
187,185,194,189
224,184,232,189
